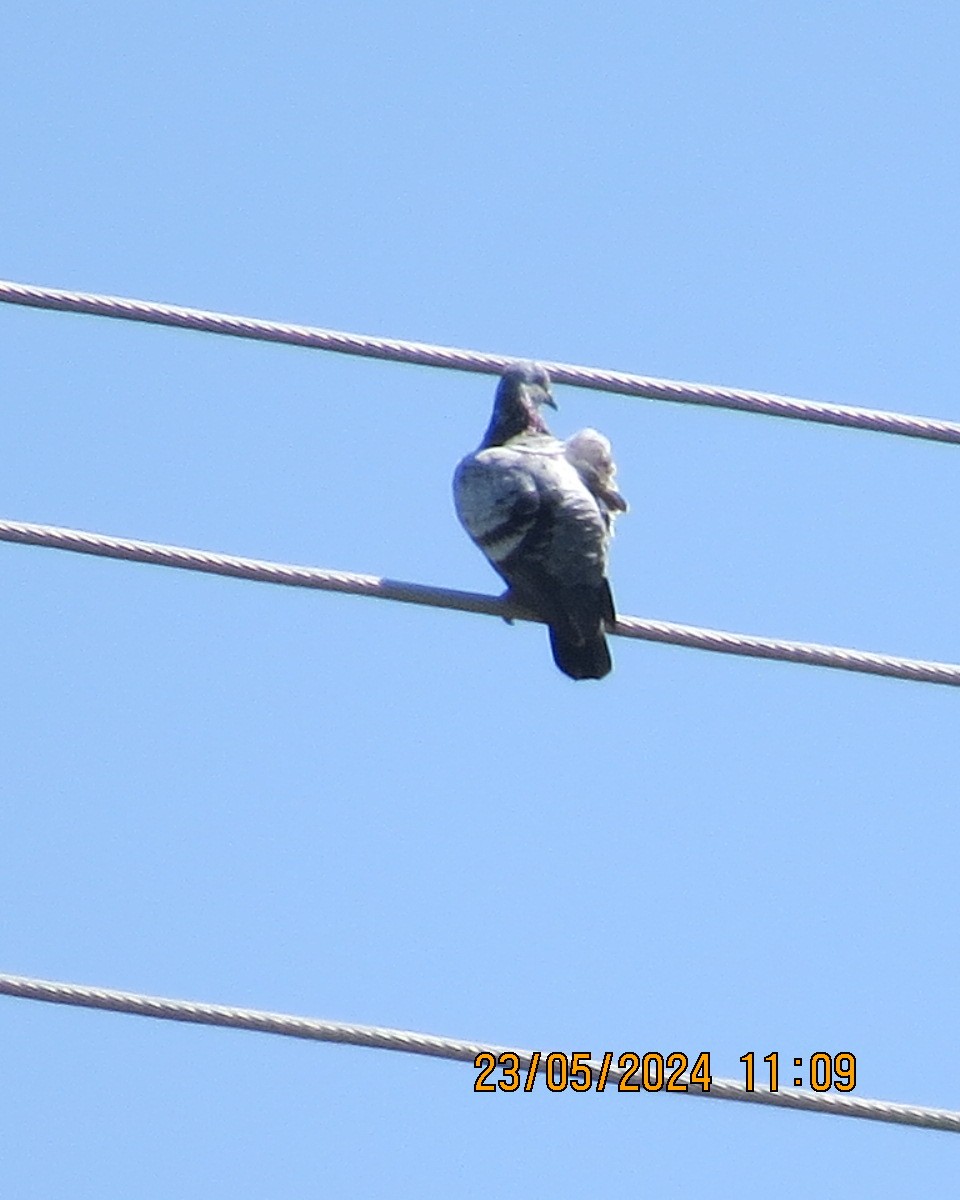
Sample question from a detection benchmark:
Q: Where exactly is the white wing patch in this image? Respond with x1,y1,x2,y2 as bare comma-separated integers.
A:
564,428,628,520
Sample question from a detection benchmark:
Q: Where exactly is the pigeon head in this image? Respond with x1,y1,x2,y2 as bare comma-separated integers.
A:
481,363,557,447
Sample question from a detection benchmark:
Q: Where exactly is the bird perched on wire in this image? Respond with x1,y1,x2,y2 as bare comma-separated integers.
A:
453,363,627,680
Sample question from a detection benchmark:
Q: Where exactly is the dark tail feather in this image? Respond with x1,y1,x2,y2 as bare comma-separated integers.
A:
548,626,612,680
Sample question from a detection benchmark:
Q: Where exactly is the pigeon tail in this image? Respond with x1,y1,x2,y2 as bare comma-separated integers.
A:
548,626,612,680
544,579,615,680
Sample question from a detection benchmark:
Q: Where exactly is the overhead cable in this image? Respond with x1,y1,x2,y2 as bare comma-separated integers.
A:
0,973,956,1133
2,278,959,444
2,517,958,687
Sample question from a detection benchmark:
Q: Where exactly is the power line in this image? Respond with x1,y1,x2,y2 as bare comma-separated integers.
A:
1,972,956,1133
3,516,959,687
3,278,960,444
5,285,954,1155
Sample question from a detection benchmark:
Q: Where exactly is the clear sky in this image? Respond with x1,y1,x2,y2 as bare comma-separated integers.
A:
3,3,959,1195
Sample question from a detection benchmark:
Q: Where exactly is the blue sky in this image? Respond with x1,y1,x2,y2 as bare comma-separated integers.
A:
3,2,959,1195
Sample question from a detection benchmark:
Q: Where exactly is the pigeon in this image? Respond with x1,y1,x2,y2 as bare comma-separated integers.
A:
453,363,627,680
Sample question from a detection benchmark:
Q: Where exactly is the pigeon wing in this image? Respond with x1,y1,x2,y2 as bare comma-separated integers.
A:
564,428,628,526
453,448,542,579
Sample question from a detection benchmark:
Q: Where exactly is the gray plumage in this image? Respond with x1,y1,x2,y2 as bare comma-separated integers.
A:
453,363,627,680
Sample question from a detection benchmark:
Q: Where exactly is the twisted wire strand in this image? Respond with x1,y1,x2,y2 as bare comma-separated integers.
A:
3,279,960,443
2,517,959,687
1,973,956,1133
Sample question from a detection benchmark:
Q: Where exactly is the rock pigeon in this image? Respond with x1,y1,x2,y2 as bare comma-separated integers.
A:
453,363,627,680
